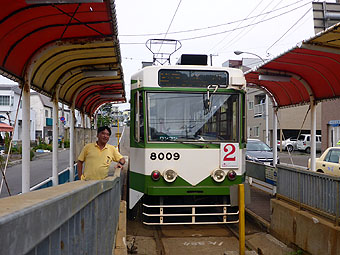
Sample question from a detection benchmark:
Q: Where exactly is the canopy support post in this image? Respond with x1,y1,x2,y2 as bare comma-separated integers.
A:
22,81,31,193
310,99,317,172
273,107,278,167
69,105,75,182
265,94,269,145
52,86,60,186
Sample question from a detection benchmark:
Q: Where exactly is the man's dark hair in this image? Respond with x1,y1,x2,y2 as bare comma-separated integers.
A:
97,126,111,136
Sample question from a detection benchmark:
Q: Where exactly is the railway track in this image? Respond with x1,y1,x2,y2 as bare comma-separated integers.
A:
126,216,262,255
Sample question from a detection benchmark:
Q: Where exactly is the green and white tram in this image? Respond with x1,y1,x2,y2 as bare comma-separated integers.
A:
129,54,246,225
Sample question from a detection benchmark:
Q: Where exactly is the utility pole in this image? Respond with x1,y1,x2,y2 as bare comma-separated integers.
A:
209,54,218,66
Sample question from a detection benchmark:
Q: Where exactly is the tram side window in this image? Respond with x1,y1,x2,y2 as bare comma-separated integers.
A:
134,92,144,142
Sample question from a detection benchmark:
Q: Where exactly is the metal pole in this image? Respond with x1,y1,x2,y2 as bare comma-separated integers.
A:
238,184,245,255
310,101,316,171
52,93,59,186
280,128,283,152
22,82,30,193
61,103,65,149
69,106,75,182
265,94,269,145
273,108,278,167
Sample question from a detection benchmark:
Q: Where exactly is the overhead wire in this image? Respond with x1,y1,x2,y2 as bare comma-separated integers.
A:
119,0,309,38
157,0,182,54
119,1,311,45
266,6,312,54
179,1,311,41
207,0,265,53
265,0,324,55
217,0,284,54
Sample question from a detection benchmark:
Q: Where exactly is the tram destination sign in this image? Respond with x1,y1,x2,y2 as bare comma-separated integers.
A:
159,69,228,88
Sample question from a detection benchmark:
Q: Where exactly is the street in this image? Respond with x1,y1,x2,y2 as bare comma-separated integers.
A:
278,150,320,168
0,149,71,198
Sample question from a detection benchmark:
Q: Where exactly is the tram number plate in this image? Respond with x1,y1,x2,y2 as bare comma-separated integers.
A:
220,143,239,168
150,152,180,161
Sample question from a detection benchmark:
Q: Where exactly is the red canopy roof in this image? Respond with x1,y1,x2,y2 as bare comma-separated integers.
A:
0,0,125,115
245,23,340,108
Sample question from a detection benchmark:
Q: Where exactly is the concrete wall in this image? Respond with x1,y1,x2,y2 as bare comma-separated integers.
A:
270,164,340,254
270,199,340,254
74,127,97,160
0,176,121,255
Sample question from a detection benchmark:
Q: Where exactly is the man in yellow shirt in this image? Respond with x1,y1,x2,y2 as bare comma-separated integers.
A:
77,126,125,180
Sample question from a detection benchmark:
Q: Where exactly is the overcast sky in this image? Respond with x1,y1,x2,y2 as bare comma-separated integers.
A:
115,0,337,109
0,0,337,110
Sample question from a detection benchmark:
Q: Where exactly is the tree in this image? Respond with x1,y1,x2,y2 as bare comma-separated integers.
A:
97,103,114,127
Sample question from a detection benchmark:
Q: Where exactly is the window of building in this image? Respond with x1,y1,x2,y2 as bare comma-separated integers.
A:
254,126,259,137
0,96,10,106
45,109,48,117
248,101,254,110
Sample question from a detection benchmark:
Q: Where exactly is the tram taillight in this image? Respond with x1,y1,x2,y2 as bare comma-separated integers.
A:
227,170,237,181
151,170,161,181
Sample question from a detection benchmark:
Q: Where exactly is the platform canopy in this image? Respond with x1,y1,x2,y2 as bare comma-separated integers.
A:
0,0,125,115
245,22,340,108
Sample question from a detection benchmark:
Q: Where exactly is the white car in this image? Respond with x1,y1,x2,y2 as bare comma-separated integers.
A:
296,134,321,153
308,147,340,176
277,137,297,152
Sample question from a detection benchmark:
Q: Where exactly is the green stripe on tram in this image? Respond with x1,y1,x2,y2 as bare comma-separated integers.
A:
129,171,244,196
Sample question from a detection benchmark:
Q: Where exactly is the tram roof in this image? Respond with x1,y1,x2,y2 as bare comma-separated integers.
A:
245,22,340,108
0,0,125,115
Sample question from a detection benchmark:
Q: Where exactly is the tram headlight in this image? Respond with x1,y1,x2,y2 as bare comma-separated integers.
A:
227,170,237,181
151,170,161,181
211,169,226,183
163,169,177,183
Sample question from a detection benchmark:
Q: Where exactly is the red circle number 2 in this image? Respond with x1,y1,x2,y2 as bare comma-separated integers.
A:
223,144,236,162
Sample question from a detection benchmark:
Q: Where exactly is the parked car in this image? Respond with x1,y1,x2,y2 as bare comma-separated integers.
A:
307,147,340,176
246,139,279,165
296,134,321,153
277,137,297,152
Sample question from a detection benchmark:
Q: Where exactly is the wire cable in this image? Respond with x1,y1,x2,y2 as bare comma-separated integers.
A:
119,0,309,38
266,6,312,54
207,0,265,53
158,0,182,54
217,0,285,53
179,2,311,41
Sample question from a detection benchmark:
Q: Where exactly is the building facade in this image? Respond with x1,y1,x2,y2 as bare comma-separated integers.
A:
0,84,36,142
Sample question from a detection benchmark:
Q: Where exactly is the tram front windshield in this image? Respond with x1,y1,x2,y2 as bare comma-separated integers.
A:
147,92,239,142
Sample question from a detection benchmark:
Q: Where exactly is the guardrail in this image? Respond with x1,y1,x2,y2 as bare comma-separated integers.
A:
0,171,121,255
246,161,277,185
30,164,78,191
277,164,340,225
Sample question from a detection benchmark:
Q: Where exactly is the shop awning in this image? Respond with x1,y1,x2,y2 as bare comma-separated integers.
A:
0,122,13,132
